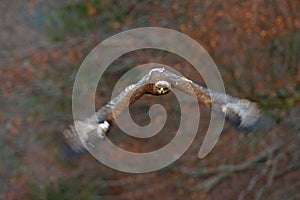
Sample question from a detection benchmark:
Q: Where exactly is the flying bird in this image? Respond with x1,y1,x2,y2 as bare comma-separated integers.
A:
63,68,270,155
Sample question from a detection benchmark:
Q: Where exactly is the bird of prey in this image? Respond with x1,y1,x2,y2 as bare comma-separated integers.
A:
63,68,269,155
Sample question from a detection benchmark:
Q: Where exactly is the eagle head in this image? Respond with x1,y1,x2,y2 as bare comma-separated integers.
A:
153,81,171,95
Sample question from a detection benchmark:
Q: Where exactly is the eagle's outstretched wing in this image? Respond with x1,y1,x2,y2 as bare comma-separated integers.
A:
63,68,269,155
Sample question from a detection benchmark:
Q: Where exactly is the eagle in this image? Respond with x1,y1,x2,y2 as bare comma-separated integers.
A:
63,68,271,155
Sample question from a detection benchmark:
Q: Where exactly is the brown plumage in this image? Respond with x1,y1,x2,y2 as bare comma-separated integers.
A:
63,68,269,155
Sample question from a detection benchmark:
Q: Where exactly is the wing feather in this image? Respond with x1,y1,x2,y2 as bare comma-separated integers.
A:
62,68,271,155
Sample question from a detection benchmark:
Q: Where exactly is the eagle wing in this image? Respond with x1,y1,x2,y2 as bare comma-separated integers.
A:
63,68,268,155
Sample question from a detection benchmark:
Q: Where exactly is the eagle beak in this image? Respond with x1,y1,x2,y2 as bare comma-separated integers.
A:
158,87,169,94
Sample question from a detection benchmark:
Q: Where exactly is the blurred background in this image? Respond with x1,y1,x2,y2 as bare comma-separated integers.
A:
1,0,299,199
